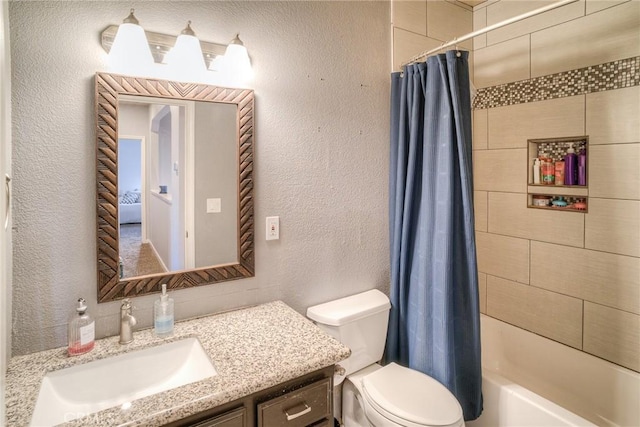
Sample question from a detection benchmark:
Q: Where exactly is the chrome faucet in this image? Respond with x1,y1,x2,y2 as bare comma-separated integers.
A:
119,299,137,344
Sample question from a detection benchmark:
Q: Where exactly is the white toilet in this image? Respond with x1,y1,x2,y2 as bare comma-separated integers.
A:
307,289,465,427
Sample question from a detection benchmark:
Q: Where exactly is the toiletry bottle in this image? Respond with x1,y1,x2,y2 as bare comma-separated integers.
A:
154,284,174,337
554,160,565,185
541,157,554,185
578,148,587,186
68,298,95,356
533,158,541,184
564,144,578,185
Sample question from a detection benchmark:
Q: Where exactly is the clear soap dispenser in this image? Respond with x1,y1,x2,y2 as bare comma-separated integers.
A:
154,284,174,337
68,298,95,356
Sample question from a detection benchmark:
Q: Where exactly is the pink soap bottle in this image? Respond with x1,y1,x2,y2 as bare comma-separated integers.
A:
68,298,95,356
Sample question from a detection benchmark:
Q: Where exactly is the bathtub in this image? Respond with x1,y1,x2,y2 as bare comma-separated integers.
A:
470,315,640,427
467,371,595,426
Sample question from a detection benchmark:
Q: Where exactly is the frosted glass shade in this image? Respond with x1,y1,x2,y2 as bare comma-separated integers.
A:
166,34,207,82
108,23,154,76
208,55,225,72
222,43,254,86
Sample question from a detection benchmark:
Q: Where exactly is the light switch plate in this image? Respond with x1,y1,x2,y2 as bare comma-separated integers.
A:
206,198,221,213
266,216,279,240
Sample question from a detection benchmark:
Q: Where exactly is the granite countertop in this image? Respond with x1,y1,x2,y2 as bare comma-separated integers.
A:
5,301,351,426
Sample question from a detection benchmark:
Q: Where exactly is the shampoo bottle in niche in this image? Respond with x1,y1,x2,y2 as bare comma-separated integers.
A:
68,298,95,356
564,144,578,185
578,149,587,186
154,284,174,337
541,157,555,185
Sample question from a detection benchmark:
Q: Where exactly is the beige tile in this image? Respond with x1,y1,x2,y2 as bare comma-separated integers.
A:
586,87,640,145
474,35,530,88
488,96,585,149
486,0,585,46
474,149,527,193
487,275,583,349
476,231,530,284
585,198,640,257
393,1,427,36
586,0,630,15
393,28,442,71
473,7,487,50
584,302,640,372
531,241,640,314
473,109,488,150
589,144,640,200
474,191,488,232
478,272,487,314
451,0,474,12
427,1,473,45
531,1,640,77
488,192,584,247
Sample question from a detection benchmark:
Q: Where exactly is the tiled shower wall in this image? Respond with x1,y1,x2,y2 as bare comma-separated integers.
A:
393,0,639,373
472,0,639,372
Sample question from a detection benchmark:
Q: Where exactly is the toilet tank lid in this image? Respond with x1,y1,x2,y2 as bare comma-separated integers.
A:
306,289,391,326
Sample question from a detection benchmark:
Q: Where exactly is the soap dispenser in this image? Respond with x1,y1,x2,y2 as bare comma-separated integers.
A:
154,284,174,337
68,298,95,356
564,144,578,185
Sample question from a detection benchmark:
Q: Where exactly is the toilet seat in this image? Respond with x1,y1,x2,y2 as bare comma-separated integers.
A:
361,363,463,427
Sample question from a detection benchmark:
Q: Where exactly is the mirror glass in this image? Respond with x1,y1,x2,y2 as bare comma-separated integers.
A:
118,97,238,278
96,73,254,303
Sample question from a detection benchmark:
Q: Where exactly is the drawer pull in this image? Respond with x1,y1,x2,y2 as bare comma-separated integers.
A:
284,402,311,421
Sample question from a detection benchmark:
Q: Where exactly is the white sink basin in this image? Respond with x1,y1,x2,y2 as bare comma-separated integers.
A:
31,337,217,426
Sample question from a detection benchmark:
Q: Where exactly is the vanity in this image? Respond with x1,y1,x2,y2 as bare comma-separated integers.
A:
4,301,350,426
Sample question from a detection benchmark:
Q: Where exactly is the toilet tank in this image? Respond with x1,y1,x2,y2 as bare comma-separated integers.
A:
307,290,391,380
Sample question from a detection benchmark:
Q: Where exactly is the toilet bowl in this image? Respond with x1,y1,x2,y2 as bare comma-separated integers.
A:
307,290,465,427
343,363,464,427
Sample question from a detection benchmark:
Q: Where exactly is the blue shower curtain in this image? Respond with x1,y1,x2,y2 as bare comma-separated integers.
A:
385,51,483,420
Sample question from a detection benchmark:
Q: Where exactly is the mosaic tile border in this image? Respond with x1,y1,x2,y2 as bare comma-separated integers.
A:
473,56,640,110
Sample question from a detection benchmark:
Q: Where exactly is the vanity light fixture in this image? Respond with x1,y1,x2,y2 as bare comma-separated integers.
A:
107,9,155,76
101,12,252,86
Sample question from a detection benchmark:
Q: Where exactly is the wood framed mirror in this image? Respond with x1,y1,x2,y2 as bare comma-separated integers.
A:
95,72,254,303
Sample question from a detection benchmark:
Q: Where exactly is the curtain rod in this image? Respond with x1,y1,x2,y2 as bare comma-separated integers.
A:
402,0,578,67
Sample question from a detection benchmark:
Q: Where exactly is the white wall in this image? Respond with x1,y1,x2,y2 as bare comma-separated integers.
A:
118,139,142,193
0,1,11,423
9,1,391,355
194,102,238,267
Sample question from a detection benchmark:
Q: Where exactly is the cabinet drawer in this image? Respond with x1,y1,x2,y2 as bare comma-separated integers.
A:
191,407,246,427
257,378,331,426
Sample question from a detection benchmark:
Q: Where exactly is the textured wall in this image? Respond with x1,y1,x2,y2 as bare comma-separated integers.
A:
9,1,390,355
1,1,11,420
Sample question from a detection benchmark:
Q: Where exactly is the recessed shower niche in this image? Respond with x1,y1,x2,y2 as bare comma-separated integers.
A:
527,136,589,213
